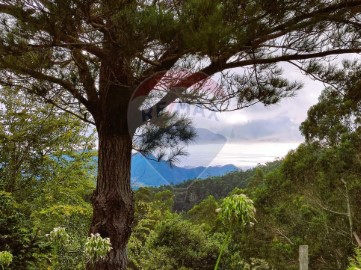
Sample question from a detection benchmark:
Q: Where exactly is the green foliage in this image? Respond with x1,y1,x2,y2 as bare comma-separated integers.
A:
180,0,235,55
347,248,361,270
2,2,360,268
129,189,222,270
84,234,112,265
0,0,358,114
171,169,255,211
218,194,256,228
215,193,256,270
300,87,357,146
154,88,361,270
1,54,361,270
148,217,219,270
0,87,95,269
0,251,13,269
48,227,70,245
129,188,176,269
238,84,361,269
45,228,112,270
0,87,95,191
46,227,82,270
0,191,42,269
187,195,219,228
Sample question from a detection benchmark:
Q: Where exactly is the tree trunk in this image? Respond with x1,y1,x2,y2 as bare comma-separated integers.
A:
88,130,134,270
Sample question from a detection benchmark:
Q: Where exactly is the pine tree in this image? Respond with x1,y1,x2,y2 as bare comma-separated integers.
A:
1,1,361,269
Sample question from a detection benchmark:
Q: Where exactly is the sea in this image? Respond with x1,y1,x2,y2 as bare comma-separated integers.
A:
177,142,301,169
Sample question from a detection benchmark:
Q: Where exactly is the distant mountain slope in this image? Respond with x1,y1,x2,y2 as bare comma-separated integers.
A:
193,128,227,144
131,153,238,188
166,159,283,211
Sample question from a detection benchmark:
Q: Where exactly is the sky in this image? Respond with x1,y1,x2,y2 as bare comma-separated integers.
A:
175,62,326,168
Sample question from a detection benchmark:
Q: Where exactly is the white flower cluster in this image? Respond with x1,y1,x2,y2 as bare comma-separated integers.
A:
47,227,70,246
84,233,112,264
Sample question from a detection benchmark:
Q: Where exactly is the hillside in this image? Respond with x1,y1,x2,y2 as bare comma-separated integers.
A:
130,153,238,187
155,160,283,211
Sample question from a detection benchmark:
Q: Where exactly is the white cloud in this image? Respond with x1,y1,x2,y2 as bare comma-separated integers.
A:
218,63,324,125
176,64,326,167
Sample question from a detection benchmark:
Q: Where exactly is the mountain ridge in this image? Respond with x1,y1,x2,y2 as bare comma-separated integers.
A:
130,153,238,188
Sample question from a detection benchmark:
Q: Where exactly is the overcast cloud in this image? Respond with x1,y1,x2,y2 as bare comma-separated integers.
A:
189,62,325,143
176,62,327,167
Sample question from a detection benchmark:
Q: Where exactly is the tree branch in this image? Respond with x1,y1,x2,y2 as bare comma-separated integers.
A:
71,49,99,104
259,0,361,41
0,3,106,59
1,59,90,109
42,96,96,125
224,49,361,69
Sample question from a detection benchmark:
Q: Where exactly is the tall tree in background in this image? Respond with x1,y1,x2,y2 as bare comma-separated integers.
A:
0,87,96,269
1,1,361,269
300,60,361,146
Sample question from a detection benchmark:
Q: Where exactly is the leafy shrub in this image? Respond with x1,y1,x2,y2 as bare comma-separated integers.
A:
347,248,361,270
0,251,13,269
84,233,112,264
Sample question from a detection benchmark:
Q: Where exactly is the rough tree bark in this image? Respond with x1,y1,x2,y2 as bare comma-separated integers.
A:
87,57,135,269
89,130,134,270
